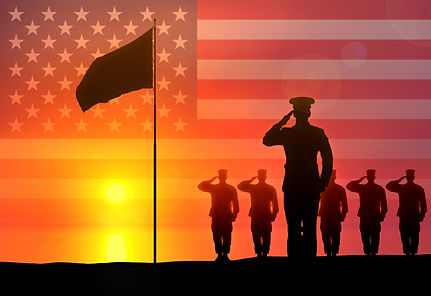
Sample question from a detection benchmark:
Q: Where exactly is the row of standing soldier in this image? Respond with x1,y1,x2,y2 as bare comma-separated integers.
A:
199,168,427,261
198,96,427,261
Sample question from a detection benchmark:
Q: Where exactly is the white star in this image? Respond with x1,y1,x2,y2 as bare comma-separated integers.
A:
42,90,56,104
124,20,138,35
9,91,23,104
92,105,105,118
9,118,23,133
173,34,188,49
25,21,40,35
75,62,88,76
9,7,23,22
174,90,188,105
140,118,153,132
173,7,188,22
75,6,89,22
41,35,56,49
124,104,138,118
42,7,56,22
107,6,122,22
25,48,40,63
140,6,155,21
58,76,73,91
42,62,56,77
173,62,188,77
25,76,40,91
25,104,40,119
58,104,72,118
140,90,153,104
75,34,89,49
58,48,72,63
157,104,171,118
91,21,105,35
108,118,122,132
173,118,188,132
157,21,171,35
91,48,104,59
156,48,171,63
156,76,171,91
42,118,56,132
9,62,23,77
75,118,89,133
9,35,23,49
58,20,73,35
107,34,121,49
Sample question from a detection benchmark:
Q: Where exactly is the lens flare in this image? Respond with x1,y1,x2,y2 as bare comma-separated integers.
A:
106,184,126,203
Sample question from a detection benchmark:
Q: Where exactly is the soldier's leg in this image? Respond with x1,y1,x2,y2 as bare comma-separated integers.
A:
302,201,319,257
411,230,419,255
223,222,233,255
286,214,301,257
320,222,331,256
332,230,341,255
360,222,371,255
211,220,222,256
370,224,381,255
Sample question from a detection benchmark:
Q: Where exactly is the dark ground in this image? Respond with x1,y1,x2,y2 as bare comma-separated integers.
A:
2,255,429,294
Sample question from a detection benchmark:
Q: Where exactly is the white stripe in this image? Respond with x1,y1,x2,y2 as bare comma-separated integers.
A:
0,139,431,159
197,20,431,40
197,59,431,80
197,99,431,120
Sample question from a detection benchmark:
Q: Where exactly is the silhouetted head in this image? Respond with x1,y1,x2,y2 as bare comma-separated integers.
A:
366,169,376,183
406,169,415,183
257,169,267,183
289,96,314,119
330,170,337,183
218,169,228,183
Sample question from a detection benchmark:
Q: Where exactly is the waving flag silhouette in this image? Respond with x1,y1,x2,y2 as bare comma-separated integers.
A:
76,28,153,111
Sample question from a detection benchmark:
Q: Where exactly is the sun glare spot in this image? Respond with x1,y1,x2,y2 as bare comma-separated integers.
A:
106,234,126,262
106,184,126,203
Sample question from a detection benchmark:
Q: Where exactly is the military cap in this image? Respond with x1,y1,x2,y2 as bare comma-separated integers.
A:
289,96,315,113
366,169,376,176
406,169,415,176
257,169,267,177
218,169,228,176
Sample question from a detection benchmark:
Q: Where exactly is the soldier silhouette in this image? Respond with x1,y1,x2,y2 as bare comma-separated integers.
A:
318,170,348,256
263,97,333,257
386,169,427,256
347,169,387,256
238,169,279,258
198,169,239,262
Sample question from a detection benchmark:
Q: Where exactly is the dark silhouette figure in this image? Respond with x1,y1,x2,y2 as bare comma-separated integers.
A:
237,169,279,258
318,170,348,256
386,169,427,256
347,169,387,255
263,97,333,257
198,169,239,262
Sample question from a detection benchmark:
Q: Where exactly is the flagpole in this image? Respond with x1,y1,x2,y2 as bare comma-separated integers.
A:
153,18,157,264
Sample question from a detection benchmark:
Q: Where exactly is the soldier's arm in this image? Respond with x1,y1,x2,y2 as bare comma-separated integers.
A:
346,177,366,193
318,131,333,192
419,187,427,220
263,112,293,146
379,188,388,220
385,177,404,193
237,177,257,192
197,176,217,193
340,188,348,221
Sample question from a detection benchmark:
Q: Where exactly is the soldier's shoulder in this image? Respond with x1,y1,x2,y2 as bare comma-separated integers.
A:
309,125,326,135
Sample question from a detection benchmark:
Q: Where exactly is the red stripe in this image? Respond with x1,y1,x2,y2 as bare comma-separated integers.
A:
197,0,431,20
196,119,431,139
197,80,431,100
2,159,431,178
198,40,431,60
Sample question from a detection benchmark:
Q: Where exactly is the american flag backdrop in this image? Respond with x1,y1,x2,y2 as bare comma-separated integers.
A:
1,0,431,262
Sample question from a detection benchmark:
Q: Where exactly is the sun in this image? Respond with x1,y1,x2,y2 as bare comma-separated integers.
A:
106,184,127,203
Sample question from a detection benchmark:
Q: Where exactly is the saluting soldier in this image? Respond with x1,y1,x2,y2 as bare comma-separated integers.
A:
319,170,348,256
386,169,427,256
263,97,333,257
238,169,279,258
347,169,387,256
198,169,239,262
